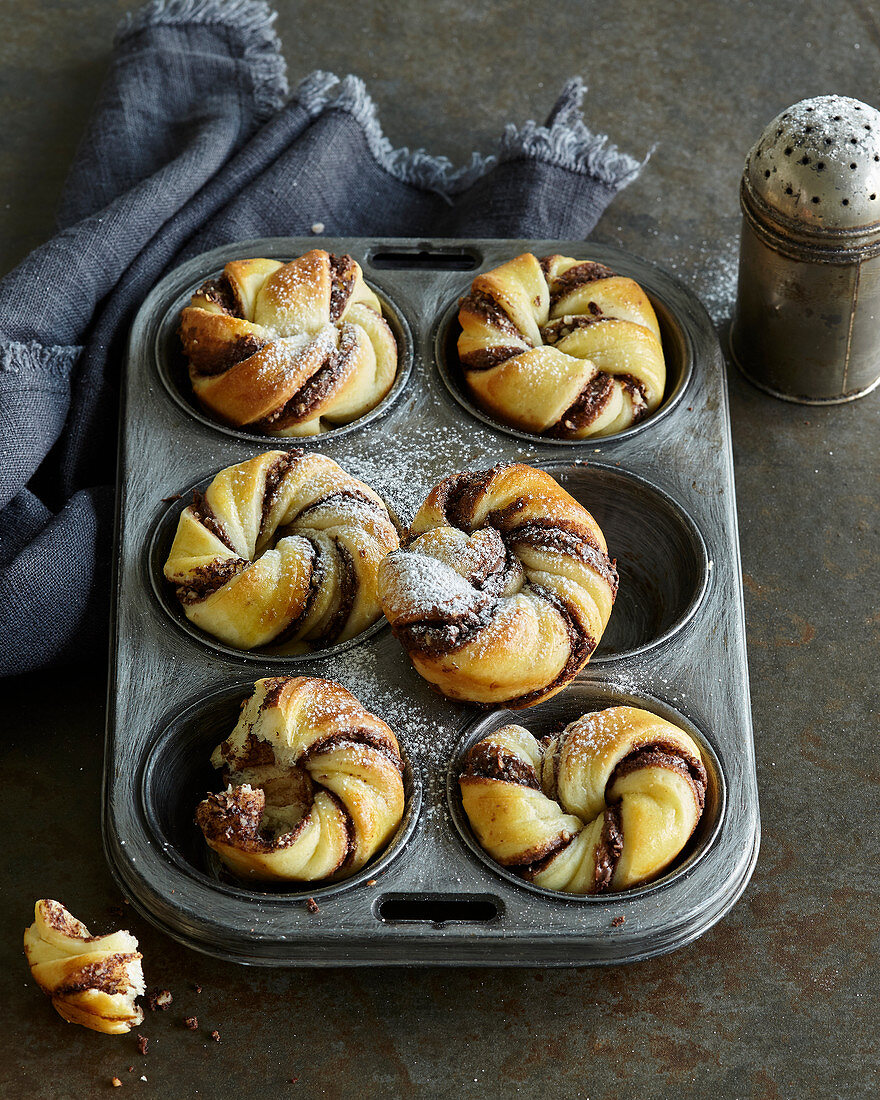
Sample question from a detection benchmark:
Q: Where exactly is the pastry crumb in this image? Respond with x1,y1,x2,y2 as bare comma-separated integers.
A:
136,1035,148,1055
211,1029,221,1043
111,1079,122,1088
310,222,325,234
184,1016,198,1030
306,898,319,914
148,988,172,1011
611,915,625,927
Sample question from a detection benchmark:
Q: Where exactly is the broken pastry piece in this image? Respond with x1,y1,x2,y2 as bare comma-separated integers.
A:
196,676,406,883
24,900,145,1034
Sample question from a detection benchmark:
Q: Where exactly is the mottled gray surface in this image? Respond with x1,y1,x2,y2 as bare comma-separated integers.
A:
1,1,878,1098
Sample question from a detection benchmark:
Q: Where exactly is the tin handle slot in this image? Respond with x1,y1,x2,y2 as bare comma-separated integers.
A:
368,248,479,271
375,893,500,926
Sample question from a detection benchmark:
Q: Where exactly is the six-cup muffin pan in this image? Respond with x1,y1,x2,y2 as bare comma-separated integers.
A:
105,237,760,965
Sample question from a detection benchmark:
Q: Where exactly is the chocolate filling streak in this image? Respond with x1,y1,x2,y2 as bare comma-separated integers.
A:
218,731,276,771
517,832,579,873
467,548,522,596
459,290,526,341
299,729,405,774
176,558,246,605
462,742,540,789
194,274,241,317
550,372,616,436
432,466,511,532
268,539,323,647
546,261,617,308
328,253,357,322
310,540,357,647
56,955,139,997
198,784,356,872
458,344,525,371
504,584,596,709
294,489,388,523
259,450,305,535
609,742,708,810
254,325,361,431
618,372,650,421
188,333,267,377
508,521,619,596
593,804,624,891
540,308,609,345
259,677,291,711
190,492,236,552
393,598,498,657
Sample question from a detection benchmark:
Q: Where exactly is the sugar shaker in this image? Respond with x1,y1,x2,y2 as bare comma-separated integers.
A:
730,94,880,403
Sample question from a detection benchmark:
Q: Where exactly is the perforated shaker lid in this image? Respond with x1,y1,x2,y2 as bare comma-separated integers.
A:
745,95,880,233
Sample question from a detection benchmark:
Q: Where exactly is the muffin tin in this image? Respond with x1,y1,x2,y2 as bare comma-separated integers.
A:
105,237,760,965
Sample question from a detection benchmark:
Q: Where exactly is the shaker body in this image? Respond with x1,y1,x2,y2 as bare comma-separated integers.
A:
731,217,880,403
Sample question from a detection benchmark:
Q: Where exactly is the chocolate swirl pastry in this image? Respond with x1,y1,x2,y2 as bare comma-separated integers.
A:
377,463,617,707
459,707,707,894
162,449,399,652
457,253,666,438
179,250,398,435
196,677,406,882
24,900,145,1034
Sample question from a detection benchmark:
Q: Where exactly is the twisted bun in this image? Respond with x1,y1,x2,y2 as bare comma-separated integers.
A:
163,449,399,652
459,707,707,894
24,900,145,1034
179,251,397,435
196,677,406,882
458,253,665,438
378,463,616,707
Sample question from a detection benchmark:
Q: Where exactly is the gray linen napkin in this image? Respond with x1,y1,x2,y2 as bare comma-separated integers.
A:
0,0,646,676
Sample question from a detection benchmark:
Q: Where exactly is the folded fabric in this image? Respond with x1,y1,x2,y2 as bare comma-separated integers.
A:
0,0,646,677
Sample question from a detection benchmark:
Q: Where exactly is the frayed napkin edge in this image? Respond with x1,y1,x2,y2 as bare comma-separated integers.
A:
116,0,289,123
294,71,651,198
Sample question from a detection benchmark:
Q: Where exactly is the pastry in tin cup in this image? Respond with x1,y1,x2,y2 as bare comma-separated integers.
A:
459,707,707,894
196,676,406,883
179,250,397,435
162,449,399,653
377,462,617,707
457,252,665,438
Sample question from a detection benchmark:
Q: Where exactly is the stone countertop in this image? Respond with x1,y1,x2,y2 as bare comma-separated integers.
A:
1,2,877,1097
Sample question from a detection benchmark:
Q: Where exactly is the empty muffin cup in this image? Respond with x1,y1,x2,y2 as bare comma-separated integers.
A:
537,462,709,661
141,682,422,902
446,680,725,902
155,268,414,444
433,283,692,446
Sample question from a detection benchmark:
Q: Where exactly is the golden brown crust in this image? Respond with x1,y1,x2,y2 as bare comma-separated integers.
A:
378,463,616,707
457,253,666,439
196,677,406,883
459,708,706,894
162,450,399,653
180,251,398,436
24,901,145,1034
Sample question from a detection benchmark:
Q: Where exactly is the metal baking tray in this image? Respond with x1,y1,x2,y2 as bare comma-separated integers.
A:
105,237,760,966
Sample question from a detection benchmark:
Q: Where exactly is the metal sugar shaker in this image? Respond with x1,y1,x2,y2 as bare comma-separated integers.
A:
730,94,880,403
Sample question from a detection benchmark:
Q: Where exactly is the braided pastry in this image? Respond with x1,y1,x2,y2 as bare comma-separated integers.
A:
460,707,707,894
377,463,617,707
457,253,665,438
24,900,145,1033
162,449,399,652
179,250,398,435
196,677,406,882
